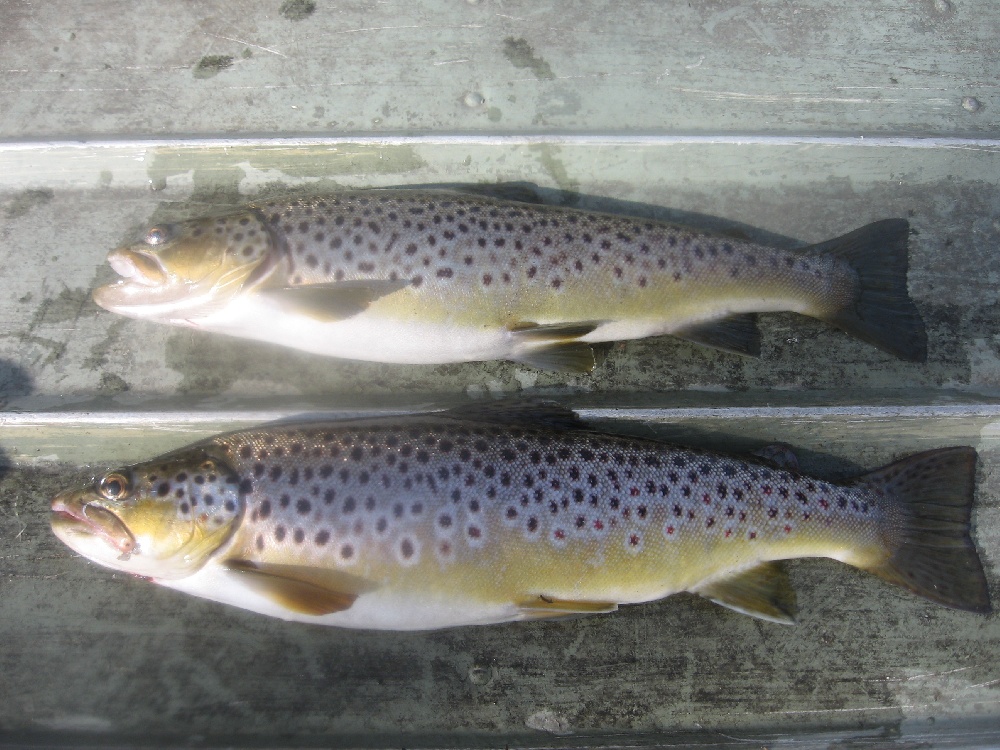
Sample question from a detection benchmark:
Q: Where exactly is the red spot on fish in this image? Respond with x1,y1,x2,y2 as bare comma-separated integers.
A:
762,485,772,495
784,525,792,533
554,529,565,540
748,531,757,540
593,519,604,531
703,494,711,505
724,529,732,538
819,498,829,509
629,534,640,546
630,486,639,497
666,525,675,535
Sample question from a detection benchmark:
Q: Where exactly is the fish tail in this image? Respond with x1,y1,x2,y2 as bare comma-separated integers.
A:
860,446,992,613
810,219,927,362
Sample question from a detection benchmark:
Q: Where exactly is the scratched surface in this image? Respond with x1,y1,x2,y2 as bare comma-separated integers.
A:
0,0,997,137
2,0,1000,747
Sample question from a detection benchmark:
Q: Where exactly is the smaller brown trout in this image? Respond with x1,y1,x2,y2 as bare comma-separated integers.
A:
50,403,990,629
93,189,927,372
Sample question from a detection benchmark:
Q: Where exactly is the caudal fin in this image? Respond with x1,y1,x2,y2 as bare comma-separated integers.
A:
809,219,927,362
859,447,991,613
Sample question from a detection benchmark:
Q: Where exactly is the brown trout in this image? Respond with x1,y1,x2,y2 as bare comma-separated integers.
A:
93,189,927,372
51,403,989,629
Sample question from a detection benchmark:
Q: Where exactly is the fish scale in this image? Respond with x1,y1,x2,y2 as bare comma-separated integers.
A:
50,403,990,630
223,419,887,596
94,189,928,370
258,191,841,312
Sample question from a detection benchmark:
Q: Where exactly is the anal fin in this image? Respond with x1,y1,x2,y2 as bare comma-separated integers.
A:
517,595,619,620
223,559,373,616
691,561,797,625
673,314,761,357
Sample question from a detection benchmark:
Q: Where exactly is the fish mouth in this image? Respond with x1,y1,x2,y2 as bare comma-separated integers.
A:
105,247,169,287
50,492,137,560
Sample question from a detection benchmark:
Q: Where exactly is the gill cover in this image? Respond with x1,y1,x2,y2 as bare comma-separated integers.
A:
92,210,280,322
50,445,246,580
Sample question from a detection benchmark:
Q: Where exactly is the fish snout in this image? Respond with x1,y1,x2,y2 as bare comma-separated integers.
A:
50,491,137,559
106,247,168,287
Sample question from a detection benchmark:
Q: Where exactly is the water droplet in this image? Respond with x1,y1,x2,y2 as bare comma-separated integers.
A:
933,0,953,12
962,96,982,113
463,91,485,108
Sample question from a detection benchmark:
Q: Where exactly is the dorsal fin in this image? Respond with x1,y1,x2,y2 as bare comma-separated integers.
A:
751,443,800,471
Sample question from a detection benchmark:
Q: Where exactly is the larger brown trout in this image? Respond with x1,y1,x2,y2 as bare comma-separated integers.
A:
93,189,927,372
51,403,990,629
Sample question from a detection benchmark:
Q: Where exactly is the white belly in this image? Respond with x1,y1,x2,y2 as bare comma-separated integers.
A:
191,295,515,365
160,564,521,630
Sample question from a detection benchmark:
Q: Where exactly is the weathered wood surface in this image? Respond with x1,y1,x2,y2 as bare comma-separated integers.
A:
1,141,999,406
1,0,996,137
0,409,998,747
1,0,999,746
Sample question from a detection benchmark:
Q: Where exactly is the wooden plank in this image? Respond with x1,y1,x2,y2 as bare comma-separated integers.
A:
0,0,996,138
0,408,997,745
1,140,999,406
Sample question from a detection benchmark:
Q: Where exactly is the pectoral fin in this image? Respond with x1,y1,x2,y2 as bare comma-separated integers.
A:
223,559,373,616
691,562,798,625
517,595,619,620
260,280,410,322
673,314,761,357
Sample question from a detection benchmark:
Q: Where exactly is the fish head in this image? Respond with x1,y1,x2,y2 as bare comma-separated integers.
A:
50,446,245,579
93,211,280,323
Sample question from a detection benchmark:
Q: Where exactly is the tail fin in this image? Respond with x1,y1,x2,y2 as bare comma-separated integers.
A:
859,447,991,613
809,219,927,362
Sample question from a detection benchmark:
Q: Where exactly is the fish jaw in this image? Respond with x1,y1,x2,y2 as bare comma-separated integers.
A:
50,490,138,569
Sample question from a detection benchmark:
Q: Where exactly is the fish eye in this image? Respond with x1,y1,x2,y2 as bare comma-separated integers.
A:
144,226,170,246
98,473,130,501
